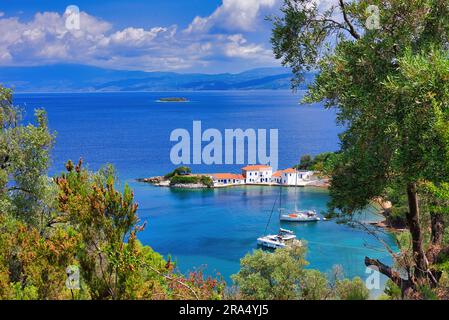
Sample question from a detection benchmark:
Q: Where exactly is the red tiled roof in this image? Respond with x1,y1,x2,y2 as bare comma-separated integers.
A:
242,165,272,171
272,171,282,177
282,168,297,174
211,173,245,180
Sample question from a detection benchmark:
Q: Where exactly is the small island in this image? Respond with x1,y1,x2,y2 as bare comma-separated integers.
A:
137,163,328,189
137,166,213,189
157,97,189,103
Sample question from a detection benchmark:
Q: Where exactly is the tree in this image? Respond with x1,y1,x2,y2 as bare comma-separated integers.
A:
270,0,449,297
232,243,308,299
298,154,313,170
0,86,55,228
164,166,192,179
54,160,225,300
0,85,225,300
231,244,369,300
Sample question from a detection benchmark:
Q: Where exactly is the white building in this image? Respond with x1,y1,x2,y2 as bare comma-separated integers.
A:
280,169,315,186
242,165,273,184
211,173,245,186
207,167,315,187
271,170,282,184
281,168,297,185
298,170,314,181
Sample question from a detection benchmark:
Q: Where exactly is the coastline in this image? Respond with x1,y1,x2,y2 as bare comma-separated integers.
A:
136,174,405,235
136,175,330,189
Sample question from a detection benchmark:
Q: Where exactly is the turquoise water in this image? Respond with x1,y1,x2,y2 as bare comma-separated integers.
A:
15,91,396,296
131,182,393,297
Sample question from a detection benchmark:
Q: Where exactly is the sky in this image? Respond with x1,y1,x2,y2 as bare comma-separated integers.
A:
0,0,293,73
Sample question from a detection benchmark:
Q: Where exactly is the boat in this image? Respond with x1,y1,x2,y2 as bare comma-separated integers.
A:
257,188,301,249
278,172,321,222
280,210,321,222
257,229,298,249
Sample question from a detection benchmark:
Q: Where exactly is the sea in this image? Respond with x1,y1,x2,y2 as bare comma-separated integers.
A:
15,90,396,297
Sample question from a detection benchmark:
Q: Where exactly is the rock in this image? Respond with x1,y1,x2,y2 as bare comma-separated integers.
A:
169,183,209,189
136,176,164,184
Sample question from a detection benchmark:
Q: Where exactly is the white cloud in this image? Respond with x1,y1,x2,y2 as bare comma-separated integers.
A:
0,7,279,72
0,12,4,18
186,0,279,33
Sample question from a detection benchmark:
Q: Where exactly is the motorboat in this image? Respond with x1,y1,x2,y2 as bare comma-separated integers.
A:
280,210,321,222
257,228,299,249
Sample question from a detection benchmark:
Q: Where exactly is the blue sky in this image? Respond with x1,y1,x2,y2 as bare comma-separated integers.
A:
0,0,288,73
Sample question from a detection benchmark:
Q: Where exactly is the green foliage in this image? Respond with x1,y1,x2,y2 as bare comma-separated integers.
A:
231,243,308,300
271,0,449,295
381,280,402,300
54,160,223,299
294,152,340,175
335,277,370,300
170,175,199,185
0,214,80,299
232,244,369,300
300,269,331,300
297,154,313,170
199,175,213,188
0,86,224,300
164,166,192,179
272,0,449,212
169,175,213,187
0,86,55,227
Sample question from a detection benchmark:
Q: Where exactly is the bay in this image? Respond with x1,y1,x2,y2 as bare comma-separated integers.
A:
15,90,396,297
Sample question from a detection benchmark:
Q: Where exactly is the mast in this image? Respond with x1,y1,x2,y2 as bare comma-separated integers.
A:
264,195,278,235
294,169,298,211
278,184,283,219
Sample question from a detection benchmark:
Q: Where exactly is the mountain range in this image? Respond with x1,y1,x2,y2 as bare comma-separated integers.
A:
0,65,314,92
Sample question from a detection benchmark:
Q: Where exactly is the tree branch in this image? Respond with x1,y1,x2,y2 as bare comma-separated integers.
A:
338,0,360,39
144,264,199,300
7,186,34,194
365,257,412,293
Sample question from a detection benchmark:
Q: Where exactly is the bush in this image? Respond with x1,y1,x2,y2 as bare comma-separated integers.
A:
199,176,213,187
231,243,308,300
169,175,200,185
335,277,370,300
231,245,370,300
169,175,213,187
164,166,192,179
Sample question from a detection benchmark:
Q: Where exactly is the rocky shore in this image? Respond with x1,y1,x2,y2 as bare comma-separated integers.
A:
136,175,212,189
137,175,330,189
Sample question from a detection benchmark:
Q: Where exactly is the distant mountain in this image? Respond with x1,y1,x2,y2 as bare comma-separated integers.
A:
0,64,314,92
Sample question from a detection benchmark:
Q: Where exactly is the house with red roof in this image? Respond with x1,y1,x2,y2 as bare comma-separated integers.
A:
241,165,272,184
279,168,315,185
210,173,245,186
271,170,283,184
207,165,314,187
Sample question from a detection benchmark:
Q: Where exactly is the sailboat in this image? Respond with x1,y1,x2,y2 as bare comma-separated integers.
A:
257,228,298,249
279,172,321,222
257,193,300,249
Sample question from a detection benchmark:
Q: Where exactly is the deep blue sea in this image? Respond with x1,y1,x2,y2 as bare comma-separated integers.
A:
15,91,396,297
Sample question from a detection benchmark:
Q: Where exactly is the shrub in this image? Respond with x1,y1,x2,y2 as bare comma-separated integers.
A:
164,166,192,179
169,175,200,185
335,277,370,300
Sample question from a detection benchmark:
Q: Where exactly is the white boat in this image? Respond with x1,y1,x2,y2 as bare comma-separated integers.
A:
278,173,321,222
280,210,321,222
257,229,298,249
